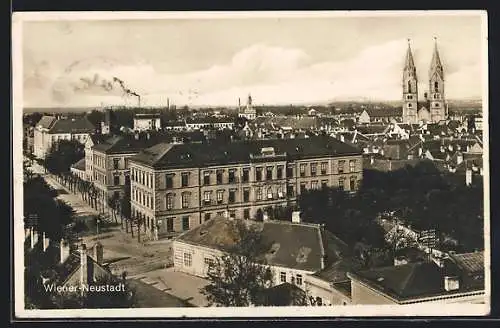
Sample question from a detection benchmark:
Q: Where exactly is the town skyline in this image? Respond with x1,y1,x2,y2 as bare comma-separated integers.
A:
22,13,485,108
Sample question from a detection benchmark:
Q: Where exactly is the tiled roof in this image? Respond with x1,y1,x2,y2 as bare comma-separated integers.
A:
36,116,56,129
71,158,86,171
349,253,485,302
176,217,348,272
131,135,362,169
134,113,161,119
48,117,96,134
313,257,363,283
450,252,484,275
93,132,205,154
262,283,306,306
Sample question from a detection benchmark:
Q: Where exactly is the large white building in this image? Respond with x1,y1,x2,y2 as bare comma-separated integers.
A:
33,116,96,159
133,113,161,132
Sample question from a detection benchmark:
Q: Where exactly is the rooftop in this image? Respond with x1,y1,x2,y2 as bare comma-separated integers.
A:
348,252,485,302
48,117,96,134
70,158,86,171
175,217,349,272
131,135,362,169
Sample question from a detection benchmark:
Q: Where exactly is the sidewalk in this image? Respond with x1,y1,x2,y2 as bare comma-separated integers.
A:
43,174,114,225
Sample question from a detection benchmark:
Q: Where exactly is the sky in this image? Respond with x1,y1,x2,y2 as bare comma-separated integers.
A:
21,12,486,108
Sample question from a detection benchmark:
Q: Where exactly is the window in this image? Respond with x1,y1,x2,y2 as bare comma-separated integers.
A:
182,216,190,231
216,170,223,184
311,180,318,190
267,187,273,199
408,80,412,93
113,175,120,186
181,192,190,209
216,190,224,204
338,178,344,191
296,274,303,286
228,189,236,203
125,175,130,185
113,158,119,170
280,272,287,283
165,174,173,188
243,188,250,202
266,167,273,180
166,194,174,210
181,172,189,187
277,186,284,198
316,297,323,306
229,210,236,218
277,165,284,179
338,160,345,174
243,209,250,220
167,218,174,232
321,180,328,189
202,171,210,185
228,169,236,184
203,191,211,205
256,187,262,201
349,160,356,173
183,253,192,267
204,257,214,267
408,103,413,108
286,165,294,178
350,177,356,191
299,164,306,177
434,81,439,92
255,167,263,181
204,213,211,222
311,163,317,176
300,183,306,194
287,185,295,197
320,162,328,175
242,168,249,183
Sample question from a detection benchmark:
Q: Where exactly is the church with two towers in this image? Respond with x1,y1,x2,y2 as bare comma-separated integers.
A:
402,38,448,124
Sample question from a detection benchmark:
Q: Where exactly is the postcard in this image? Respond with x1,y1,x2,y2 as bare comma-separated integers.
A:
12,10,490,319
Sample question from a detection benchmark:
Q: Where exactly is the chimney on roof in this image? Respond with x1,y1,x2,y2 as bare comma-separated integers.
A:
440,145,445,153
135,132,139,140
79,243,88,289
444,276,460,291
340,134,345,143
93,242,103,265
60,239,70,264
42,232,50,252
291,211,301,223
466,168,473,186
30,227,38,249
394,256,408,266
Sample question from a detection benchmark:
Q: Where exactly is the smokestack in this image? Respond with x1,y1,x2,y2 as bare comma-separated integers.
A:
238,97,241,108
167,98,170,110
138,95,141,108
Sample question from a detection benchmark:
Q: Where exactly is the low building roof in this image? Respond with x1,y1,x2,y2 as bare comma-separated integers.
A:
175,217,349,272
348,252,485,302
131,135,361,169
36,115,57,130
71,158,86,171
48,117,96,134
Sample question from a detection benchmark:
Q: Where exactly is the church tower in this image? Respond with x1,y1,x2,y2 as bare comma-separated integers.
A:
428,37,446,122
402,40,418,124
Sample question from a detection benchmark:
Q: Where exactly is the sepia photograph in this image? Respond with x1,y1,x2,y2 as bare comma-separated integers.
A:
12,10,489,318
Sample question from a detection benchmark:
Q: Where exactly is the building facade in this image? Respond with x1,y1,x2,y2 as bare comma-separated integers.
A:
133,113,161,132
128,137,363,240
33,116,96,159
238,94,257,120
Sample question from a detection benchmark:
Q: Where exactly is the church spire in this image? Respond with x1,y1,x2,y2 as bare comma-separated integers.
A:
404,39,416,70
429,37,444,79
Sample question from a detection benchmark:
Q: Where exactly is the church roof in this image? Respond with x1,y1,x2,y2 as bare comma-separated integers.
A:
404,41,416,70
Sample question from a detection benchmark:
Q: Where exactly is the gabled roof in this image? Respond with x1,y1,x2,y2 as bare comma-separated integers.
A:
131,135,362,169
349,253,484,302
365,108,402,118
47,117,96,134
175,217,349,272
36,116,57,130
71,158,86,171
449,252,484,276
312,257,364,283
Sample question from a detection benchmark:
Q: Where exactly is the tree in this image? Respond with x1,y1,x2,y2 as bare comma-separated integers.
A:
201,220,274,306
44,139,85,175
